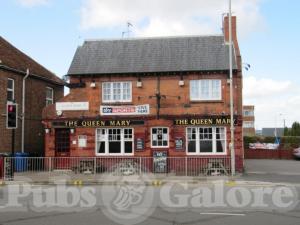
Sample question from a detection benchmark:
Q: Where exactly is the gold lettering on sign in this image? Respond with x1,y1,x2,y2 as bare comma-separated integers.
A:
174,118,236,126
62,120,133,127
190,119,214,125
65,121,78,127
216,119,222,124
109,120,130,126
175,119,188,125
216,118,232,125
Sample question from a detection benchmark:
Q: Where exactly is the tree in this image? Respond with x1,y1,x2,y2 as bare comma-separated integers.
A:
290,122,300,136
284,127,290,136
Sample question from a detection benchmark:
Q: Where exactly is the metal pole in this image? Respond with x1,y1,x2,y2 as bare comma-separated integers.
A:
21,69,30,153
11,129,15,179
229,0,235,176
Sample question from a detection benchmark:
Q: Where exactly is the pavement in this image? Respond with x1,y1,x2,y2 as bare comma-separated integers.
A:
245,159,300,175
0,183,299,225
0,159,300,225
0,159,300,186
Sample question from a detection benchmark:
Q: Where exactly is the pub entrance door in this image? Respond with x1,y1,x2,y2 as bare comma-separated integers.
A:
55,128,70,169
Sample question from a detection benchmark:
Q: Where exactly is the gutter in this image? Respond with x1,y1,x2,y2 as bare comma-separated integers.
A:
0,64,65,86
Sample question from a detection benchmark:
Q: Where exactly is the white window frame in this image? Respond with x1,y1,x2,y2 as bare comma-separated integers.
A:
151,127,169,148
186,127,227,155
102,81,132,103
46,87,54,105
95,128,134,156
243,121,254,128
190,79,222,101
7,78,14,102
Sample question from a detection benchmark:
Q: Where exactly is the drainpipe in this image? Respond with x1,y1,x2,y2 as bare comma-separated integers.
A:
21,69,30,153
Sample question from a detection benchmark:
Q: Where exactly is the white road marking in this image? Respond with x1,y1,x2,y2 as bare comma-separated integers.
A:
200,212,246,216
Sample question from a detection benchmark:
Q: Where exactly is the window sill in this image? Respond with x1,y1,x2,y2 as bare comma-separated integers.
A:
95,153,134,156
151,146,169,149
101,102,133,105
190,100,224,104
186,152,227,156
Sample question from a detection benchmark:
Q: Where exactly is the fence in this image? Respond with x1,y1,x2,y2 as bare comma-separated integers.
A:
1,156,231,182
244,148,295,160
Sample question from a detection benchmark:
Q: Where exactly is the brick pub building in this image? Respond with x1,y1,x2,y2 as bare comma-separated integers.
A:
0,36,64,155
43,16,244,172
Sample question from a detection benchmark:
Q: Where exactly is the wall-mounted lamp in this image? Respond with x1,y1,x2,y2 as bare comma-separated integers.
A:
136,77,142,88
90,80,96,88
179,74,184,86
178,76,184,87
45,128,51,134
70,128,75,134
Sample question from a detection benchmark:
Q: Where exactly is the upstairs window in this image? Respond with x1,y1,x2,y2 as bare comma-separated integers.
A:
46,87,53,105
7,78,14,102
102,82,132,103
243,110,254,117
190,80,221,101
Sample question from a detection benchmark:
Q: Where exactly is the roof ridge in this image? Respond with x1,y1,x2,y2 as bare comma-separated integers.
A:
84,34,224,43
0,36,63,84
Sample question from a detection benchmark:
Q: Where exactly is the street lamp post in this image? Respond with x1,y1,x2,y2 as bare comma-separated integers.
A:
228,0,235,176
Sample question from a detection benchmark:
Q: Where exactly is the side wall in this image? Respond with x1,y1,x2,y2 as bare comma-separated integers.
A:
0,70,64,155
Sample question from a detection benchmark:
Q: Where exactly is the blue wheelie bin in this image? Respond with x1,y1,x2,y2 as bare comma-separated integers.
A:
15,152,29,172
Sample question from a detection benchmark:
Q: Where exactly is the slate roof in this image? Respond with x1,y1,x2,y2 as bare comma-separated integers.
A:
0,36,64,85
68,35,237,75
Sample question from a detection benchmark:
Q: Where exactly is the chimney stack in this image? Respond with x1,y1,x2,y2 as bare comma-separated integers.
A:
223,15,240,58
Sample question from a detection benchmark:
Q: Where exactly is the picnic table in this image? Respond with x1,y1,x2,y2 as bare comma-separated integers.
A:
204,158,229,176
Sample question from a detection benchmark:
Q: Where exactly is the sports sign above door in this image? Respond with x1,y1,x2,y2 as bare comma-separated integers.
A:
100,104,150,115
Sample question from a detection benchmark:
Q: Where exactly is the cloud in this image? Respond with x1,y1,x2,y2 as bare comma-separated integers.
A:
80,0,265,37
243,76,300,129
17,0,49,7
243,76,292,99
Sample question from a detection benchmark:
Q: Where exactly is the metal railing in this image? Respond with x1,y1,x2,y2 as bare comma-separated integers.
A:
1,156,231,181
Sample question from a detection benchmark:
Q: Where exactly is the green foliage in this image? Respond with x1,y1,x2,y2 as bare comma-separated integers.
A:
284,121,300,136
291,122,300,136
284,127,290,136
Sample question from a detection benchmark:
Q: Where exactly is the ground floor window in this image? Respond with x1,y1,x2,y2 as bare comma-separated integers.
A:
186,127,226,154
151,127,169,148
96,128,134,155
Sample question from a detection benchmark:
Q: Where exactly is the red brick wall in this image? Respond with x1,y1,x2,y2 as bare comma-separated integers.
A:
44,71,244,171
44,72,242,118
0,69,64,155
244,148,294,160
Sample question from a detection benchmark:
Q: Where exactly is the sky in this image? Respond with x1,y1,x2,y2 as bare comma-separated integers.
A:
1,0,300,129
